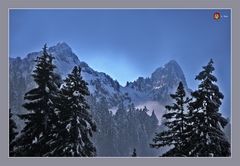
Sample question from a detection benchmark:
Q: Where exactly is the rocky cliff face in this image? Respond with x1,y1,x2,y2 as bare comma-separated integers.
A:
125,60,188,103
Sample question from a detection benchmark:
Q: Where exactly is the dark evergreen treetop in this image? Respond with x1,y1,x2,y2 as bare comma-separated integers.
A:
15,44,59,156
94,97,111,134
149,111,159,131
187,59,230,157
115,102,128,122
132,148,137,157
93,97,118,156
51,66,96,157
150,81,191,156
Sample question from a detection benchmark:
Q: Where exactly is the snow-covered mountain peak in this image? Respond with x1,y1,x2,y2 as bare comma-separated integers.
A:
49,42,72,53
123,59,189,113
48,42,80,67
151,60,187,88
164,60,184,75
165,59,178,66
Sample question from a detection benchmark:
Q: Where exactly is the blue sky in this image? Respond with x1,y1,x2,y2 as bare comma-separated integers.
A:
9,9,231,118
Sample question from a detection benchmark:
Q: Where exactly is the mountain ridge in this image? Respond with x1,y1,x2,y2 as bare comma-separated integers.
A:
9,42,189,126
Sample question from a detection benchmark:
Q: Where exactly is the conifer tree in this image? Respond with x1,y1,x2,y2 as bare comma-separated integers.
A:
114,102,128,155
127,104,142,156
93,97,117,156
15,44,59,156
187,59,230,157
9,109,18,156
132,148,137,157
149,111,158,133
150,81,191,156
51,66,96,157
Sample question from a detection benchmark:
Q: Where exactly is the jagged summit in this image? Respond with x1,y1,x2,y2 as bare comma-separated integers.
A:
152,60,182,78
21,42,75,63
164,60,183,73
47,42,79,65
49,42,72,53
165,59,178,66
151,60,187,87
15,42,80,76
124,60,188,103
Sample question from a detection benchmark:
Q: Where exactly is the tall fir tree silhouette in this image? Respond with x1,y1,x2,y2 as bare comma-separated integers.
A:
15,44,59,156
93,97,117,156
151,82,191,156
51,66,96,157
187,59,230,156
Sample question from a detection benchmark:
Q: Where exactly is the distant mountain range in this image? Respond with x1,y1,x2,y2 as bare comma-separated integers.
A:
10,42,190,128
